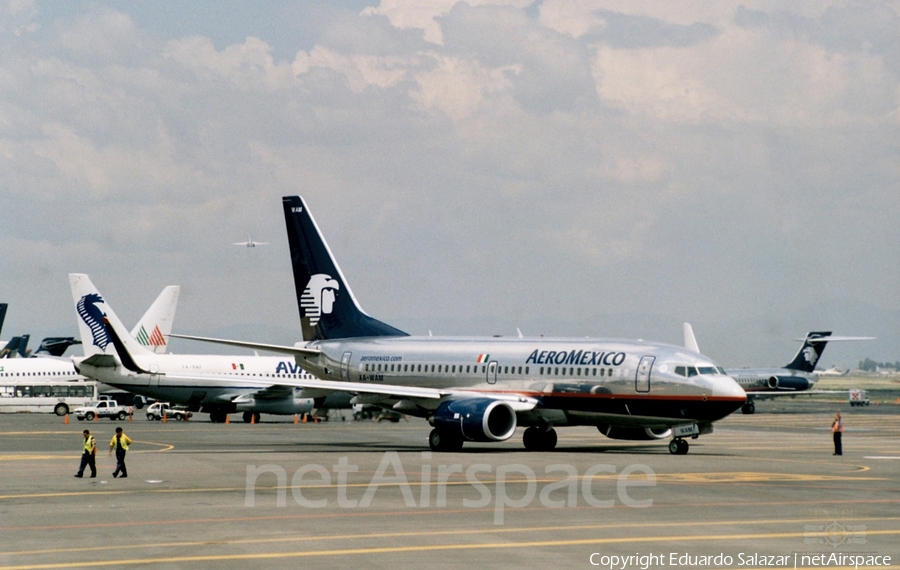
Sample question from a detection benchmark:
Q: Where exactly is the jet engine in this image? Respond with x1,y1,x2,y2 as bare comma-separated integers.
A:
233,397,315,415
597,425,672,440
431,398,517,442
766,376,811,391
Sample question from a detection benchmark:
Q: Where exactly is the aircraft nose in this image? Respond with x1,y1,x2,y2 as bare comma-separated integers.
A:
713,376,747,401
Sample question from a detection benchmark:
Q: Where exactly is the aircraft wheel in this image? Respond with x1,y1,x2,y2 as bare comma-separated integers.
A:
741,402,756,415
243,412,253,423
669,439,689,455
524,426,558,451
541,428,558,451
429,429,463,452
523,426,542,451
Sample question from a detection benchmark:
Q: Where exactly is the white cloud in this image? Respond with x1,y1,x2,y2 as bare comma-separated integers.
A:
293,45,412,91
165,35,295,92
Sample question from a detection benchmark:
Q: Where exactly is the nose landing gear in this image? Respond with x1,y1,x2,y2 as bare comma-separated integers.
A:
668,438,689,455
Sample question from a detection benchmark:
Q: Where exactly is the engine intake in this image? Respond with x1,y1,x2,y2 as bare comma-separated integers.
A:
431,398,517,442
598,425,672,441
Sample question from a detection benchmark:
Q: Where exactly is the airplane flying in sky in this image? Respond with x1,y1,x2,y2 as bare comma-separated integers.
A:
70,274,352,423
233,235,268,248
1,286,181,390
171,196,746,454
683,324,873,414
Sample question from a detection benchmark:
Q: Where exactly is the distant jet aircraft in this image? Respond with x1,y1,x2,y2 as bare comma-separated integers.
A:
0,334,30,358
171,196,746,455
233,235,268,248
683,324,873,414
818,366,850,377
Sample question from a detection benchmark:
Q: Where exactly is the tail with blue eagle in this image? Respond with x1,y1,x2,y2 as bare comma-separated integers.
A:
69,274,156,366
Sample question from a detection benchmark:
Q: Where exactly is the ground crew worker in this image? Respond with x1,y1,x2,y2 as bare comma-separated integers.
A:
831,411,843,455
109,427,132,478
75,429,97,478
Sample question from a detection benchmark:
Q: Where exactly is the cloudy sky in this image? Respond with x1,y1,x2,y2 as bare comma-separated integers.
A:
1,0,897,368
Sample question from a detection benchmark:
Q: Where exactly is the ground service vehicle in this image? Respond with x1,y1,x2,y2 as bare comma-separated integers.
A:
849,389,870,407
73,400,130,421
0,381,98,416
146,402,192,421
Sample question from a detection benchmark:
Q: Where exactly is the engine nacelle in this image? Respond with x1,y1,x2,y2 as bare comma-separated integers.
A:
767,375,811,391
431,398,517,442
233,397,315,415
598,425,672,441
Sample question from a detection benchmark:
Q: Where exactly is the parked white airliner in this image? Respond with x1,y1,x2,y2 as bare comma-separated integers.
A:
70,274,339,423
171,196,746,454
1,285,180,388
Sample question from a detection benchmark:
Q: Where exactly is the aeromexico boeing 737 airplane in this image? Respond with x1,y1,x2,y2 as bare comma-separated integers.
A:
171,196,746,454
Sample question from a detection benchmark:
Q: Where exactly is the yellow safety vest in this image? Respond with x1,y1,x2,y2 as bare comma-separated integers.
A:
83,436,95,454
110,434,131,451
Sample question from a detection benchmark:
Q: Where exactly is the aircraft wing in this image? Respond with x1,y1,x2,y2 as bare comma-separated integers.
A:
168,333,320,359
159,373,538,410
244,384,296,400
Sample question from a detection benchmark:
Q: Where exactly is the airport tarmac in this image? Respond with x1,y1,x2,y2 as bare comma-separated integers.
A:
0,401,898,569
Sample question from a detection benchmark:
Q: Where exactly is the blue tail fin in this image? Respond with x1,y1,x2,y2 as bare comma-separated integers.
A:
0,334,30,358
282,196,407,340
35,337,82,357
784,331,832,372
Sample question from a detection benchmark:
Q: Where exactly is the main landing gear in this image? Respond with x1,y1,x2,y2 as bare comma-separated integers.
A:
429,429,463,452
523,426,558,451
741,401,756,414
668,438,689,455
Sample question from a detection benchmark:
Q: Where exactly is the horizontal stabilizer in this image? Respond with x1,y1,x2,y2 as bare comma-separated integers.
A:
78,353,118,369
795,335,876,342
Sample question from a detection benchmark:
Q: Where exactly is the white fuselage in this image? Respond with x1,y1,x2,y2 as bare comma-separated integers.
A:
0,357,83,383
75,353,316,415
296,335,746,428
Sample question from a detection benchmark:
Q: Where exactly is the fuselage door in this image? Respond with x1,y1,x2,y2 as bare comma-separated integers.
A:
486,361,498,385
340,352,353,382
635,355,654,393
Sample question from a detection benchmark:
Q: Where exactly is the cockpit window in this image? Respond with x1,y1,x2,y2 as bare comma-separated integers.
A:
717,367,727,375
674,365,724,376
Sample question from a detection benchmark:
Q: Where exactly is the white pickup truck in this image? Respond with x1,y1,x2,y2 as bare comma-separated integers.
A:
74,400,130,421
